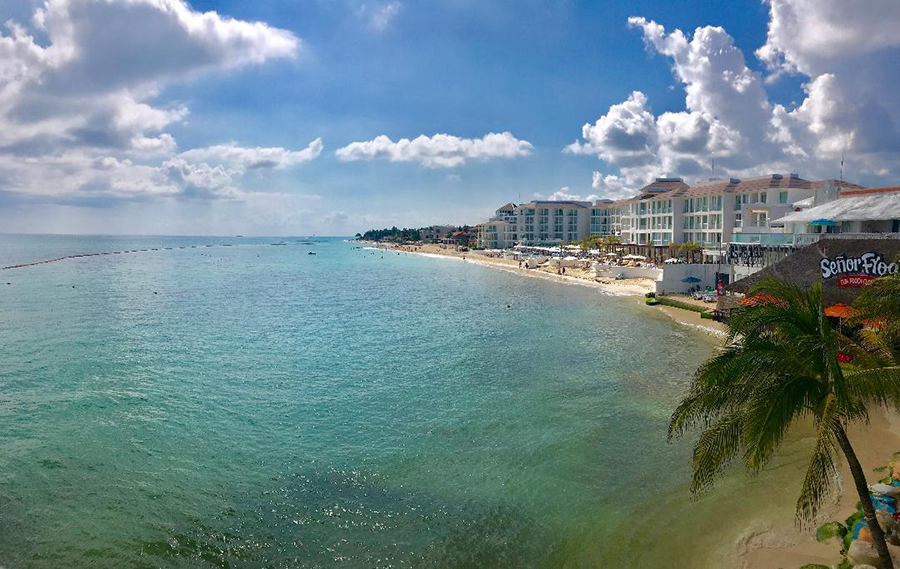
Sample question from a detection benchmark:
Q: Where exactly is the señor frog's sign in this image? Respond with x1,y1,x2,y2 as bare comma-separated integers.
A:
820,251,899,287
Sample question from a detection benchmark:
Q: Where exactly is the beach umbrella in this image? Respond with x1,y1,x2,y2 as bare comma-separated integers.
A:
824,303,857,318
681,276,702,283
808,218,836,226
739,293,783,307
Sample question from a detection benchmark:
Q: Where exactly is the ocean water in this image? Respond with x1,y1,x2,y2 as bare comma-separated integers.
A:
0,235,812,568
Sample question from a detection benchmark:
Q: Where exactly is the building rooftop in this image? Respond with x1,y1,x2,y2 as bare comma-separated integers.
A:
595,174,864,204
522,200,591,208
773,187,900,224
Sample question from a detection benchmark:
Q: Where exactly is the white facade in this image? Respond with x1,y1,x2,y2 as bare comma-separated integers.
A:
477,174,884,250
772,185,900,245
478,200,591,247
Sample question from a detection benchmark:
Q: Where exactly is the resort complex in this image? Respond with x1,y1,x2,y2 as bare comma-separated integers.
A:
362,173,900,297
476,173,884,251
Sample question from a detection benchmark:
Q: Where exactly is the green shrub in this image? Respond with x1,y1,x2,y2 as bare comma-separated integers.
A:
815,521,847,543
842,530,853,551
655,296,708,313
844,510,864,531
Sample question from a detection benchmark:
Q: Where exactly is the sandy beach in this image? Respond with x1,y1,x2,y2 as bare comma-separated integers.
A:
732,407,900,569
373,242,658,295
373,242,731,336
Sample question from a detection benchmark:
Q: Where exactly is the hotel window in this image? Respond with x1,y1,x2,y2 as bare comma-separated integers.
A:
760,193,767,203
779,191,788,204
734,213,742,228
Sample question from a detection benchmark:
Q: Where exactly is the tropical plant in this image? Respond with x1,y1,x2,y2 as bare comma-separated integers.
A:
851,269,900,364
669,277,900,568
601,235,621,254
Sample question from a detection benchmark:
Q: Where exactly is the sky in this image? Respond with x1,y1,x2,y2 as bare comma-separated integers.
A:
0,0,898,236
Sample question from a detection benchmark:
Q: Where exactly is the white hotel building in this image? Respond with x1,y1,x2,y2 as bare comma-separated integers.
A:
478,174,865,249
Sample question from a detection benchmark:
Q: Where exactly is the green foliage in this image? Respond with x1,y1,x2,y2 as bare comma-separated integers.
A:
844,510,863,530
799,564,830,569
668,276,900,530
655,296,708,314
358,227,421,242
873,465,889,473
815,521,846,543
837,558,852,569
842,530,853,552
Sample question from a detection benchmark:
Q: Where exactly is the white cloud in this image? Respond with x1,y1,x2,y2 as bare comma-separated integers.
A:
0,0,305,201
569,10,900,189
161,158,240,199
336,132,533,168
367,2,401,32
177,139,324,170
565,91,657,167
543,187,599,202
756,0,900,77
591,173,635,200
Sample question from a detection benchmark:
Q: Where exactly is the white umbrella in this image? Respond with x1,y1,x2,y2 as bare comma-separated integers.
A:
623,254,646,260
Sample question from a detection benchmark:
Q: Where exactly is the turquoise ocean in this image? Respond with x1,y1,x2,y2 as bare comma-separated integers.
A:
0,235,813,568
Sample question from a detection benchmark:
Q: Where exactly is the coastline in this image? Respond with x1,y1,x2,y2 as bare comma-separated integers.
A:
371,242,727,336
364,239,900,568
371,242,656,295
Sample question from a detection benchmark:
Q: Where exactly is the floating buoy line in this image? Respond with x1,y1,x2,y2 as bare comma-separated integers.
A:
0,241,329,271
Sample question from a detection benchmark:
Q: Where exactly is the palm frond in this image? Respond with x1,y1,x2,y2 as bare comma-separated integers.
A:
690,412,744,494
795,394,841,524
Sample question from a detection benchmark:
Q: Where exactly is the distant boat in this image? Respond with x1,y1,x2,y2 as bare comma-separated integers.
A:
308,252,316,255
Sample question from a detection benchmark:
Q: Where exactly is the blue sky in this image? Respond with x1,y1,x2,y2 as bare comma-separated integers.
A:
0,0,897,235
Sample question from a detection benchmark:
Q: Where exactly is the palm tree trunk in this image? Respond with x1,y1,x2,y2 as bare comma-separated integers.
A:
835,423,893,568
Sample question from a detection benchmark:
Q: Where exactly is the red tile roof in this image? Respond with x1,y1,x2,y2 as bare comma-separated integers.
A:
839,186,900,196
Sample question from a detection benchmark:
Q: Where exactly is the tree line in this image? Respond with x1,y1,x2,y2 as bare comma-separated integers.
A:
355,227,421,242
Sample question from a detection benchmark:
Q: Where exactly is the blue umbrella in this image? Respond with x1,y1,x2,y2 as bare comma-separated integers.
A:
808,218,836,226
681,276,702,283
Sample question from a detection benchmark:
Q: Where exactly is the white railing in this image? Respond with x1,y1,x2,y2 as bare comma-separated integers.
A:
794,232,900,246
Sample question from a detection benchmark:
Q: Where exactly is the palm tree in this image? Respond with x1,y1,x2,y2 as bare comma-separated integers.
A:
669,277,900,568
602,235,621,254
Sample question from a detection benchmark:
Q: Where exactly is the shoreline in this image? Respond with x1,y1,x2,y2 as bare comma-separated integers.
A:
364,239,900,568
371,242,727,336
